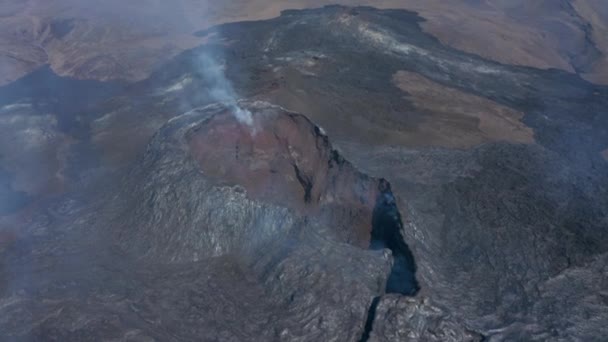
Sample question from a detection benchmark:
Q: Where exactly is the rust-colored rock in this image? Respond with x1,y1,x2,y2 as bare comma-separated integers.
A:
187,103,380,247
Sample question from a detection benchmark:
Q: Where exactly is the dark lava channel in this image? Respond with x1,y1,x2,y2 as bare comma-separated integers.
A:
359,296,381,342
360,179,419,342
370,179,419,296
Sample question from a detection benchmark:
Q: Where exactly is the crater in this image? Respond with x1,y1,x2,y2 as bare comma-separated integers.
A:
118,102,419,325
185,103,381,247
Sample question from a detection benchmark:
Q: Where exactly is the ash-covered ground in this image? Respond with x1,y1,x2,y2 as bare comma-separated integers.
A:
0,5,607,341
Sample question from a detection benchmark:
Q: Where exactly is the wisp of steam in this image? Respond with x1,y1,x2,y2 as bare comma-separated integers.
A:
196,53,253,126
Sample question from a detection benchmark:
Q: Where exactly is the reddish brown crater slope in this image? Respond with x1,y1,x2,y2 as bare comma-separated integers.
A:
186,103,380,247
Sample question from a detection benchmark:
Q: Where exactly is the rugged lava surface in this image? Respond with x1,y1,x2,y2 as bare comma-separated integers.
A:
0,100,432,341
0,101,432,340
1,4,607,341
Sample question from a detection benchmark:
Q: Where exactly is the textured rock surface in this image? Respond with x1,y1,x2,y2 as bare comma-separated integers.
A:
0,4,607,341
345,143,608,340
116,101,381,262
368,295,483,342
0,101,417,341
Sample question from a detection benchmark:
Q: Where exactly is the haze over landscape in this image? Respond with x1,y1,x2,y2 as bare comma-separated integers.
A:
0,1,607,341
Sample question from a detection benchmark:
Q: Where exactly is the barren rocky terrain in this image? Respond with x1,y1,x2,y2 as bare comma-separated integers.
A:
1,0,608,86
0,2,607,342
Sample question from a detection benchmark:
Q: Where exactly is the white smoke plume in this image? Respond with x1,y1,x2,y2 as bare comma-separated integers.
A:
196,53,253,126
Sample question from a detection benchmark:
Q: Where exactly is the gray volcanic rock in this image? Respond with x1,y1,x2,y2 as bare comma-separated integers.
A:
343,142,608,341
368,295,483,342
